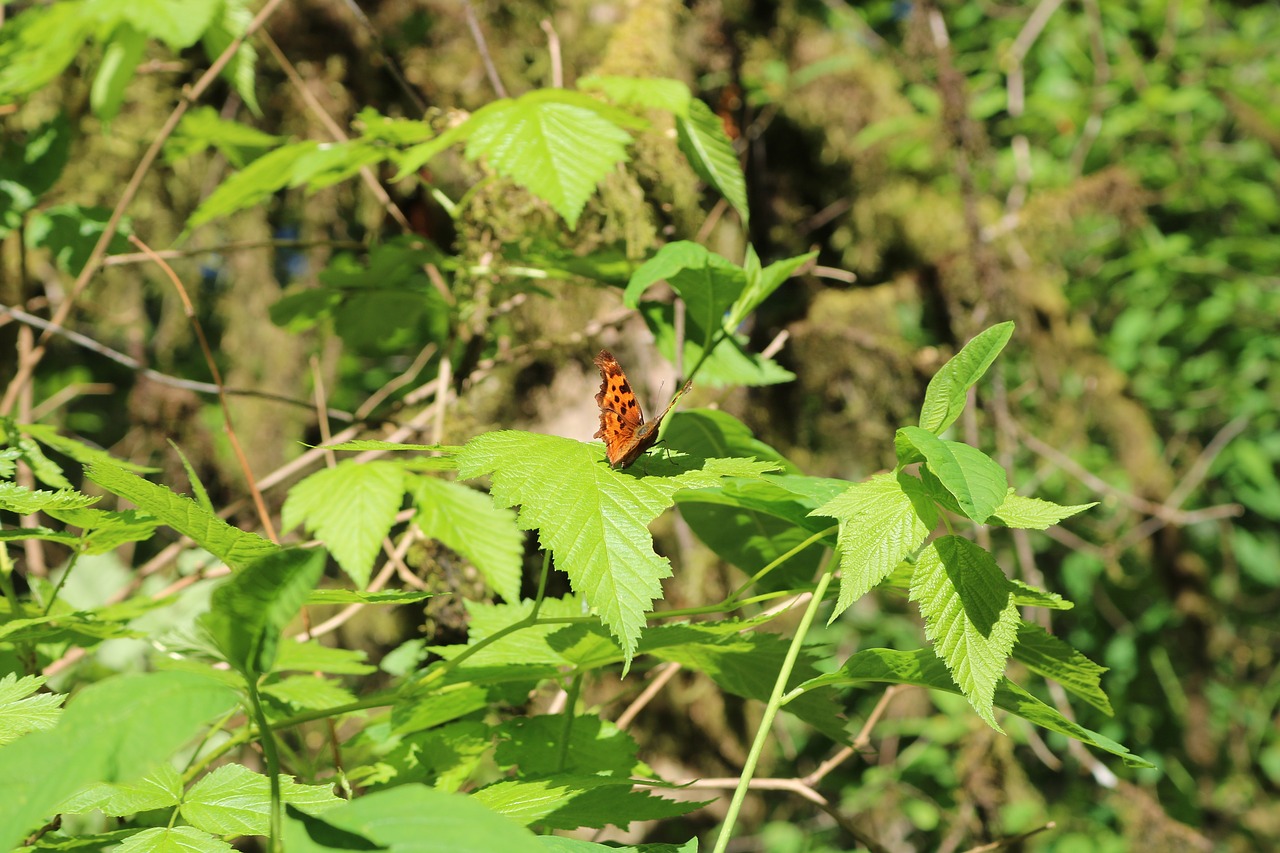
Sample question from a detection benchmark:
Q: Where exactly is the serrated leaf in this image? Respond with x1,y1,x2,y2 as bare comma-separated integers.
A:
116,826,233,853
427,597,611,670
281,784,545,853
261,675,356,711
45,507,159,555
455,431,776,662
812,472,936,621
85,459,277,569
108,0,219,48
494,715,642,779
274,639,375,675
895,427,1007,523
391,684,494,736
20,423,157,473
58,765,183,816
577,76,691,114
0,482,98,514
0,671,239,851
410,476,523,603
182,764,343,836
282,461,405,587
663,409,798,473
375,720,492,793
0,674,62,746
472,776,699,830
306,589,438,605
918,321,1014,435
200,0,259,115
201,547,326,678
1010,579,1073,610
0,5,93,103
676,98,748,223
910,536,1019,731
164,107,282,167
1013,621,1112,716
464,93,635,229
992,489,1097,529
797,647,1149,768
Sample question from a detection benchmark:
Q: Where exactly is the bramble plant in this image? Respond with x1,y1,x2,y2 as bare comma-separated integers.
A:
0,3,1164,852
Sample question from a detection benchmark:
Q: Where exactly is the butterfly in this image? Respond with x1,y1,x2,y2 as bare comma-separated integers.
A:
593,349,692,469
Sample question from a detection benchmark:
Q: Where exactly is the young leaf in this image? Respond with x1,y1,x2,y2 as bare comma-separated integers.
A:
306,589,437,606
0,482,98,514
57,765,183,816
464,92,636,228
1010,579,1074,610
677,97,749,224
85,459,278,570
895,427,1008,523
282,461,405,588
116,826,232,853
90,25,146,123
812,472,936,621
796,648,1150,768
409,475,523,603
623,242,747,349
274,639,376,675
918,321,1015,435
261,674,357,711
186,141,320,229
201,0,260,115
577,75,692,114
662,409,799,474
910,536,1020,731
1013,621,1112,716
0,674,63,746
727,247,816,328
0,671,238,851
992,489,1097,529
455,431,776,662
201,547,327,678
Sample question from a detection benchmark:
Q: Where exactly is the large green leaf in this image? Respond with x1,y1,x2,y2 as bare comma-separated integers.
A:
201,547,327,678
472,776,699,830
917,321,1014,435
455,432,776,661
624,242,746,351
181,764,342,836
796,648,1150,768
910,536,1020,730
0,671,238,850
464,91,637,228
812,472,936,621
895,427,1008,523
676,97,749,224
282,461,405,588
85,459,278,569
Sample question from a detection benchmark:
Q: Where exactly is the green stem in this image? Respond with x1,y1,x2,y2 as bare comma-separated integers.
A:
711,560,836,853
555,673,583,772
42,548,81,616
528,549,552,621
244,677,284,853
0,546,28,620
726,526,836,603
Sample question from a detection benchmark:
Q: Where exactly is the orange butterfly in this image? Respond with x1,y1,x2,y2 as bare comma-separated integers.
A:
593,349,692,469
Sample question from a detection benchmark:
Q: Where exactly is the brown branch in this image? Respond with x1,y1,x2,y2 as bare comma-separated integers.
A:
462,1,508,98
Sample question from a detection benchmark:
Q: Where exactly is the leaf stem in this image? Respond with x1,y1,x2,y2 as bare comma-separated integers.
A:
41,548,81,616
556,673,583,772
244,677,284,853
529,548,552,621
726,526,835,603
711,558,836,853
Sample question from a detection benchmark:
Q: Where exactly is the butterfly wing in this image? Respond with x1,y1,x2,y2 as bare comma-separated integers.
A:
593,350,647,467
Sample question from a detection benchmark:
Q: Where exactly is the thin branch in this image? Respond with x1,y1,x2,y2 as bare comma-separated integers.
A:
615,662,682,730
103,239,365,267
540,19,563,88
961,821,1057,853
1,0,291,414
462,1,507,98
338,0,429,112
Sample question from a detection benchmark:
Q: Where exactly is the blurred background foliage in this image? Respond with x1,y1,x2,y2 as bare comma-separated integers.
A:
2,0,1278,850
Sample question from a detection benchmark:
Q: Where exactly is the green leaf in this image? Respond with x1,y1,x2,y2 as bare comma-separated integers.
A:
494,715,643,779
0,671,238,851
677,98,749,224
1010,580,1073,610
25,204,133,275
200,0,259,115
577,76,692,114
471,776,699,830
663,409,798,474
796,648,1150,768
895,427,1008,523
409,476,523,603
0,674,63,746
164,106,283,167
20,423,157,473
116,826,233,853
283,784,546,853
1013,621,1112,716
812,472,936,621
427,597,609,670
373,721,492,793
0,4,93,102
728,247,816,328
261,675,356,711
641,303,794,388
291,140,387,191
282,461,405,587
991,489,1097,529
538,839,697,853
58,765,183,815
464,91,636,229
356,108,434,145
455,431,776,662
623,242,747,350
917,321,1014,435
201,547,327,678
85,458,278,570
0,482,98,514
182,764,342,836
306,589,438,605
105,0,219,49
274,639,376,675
186,141,319,229
90,24,146,123
910,536,1020,731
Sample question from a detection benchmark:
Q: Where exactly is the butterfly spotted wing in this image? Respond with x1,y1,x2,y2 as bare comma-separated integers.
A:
593,350,691,468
